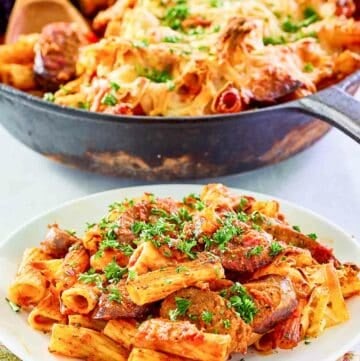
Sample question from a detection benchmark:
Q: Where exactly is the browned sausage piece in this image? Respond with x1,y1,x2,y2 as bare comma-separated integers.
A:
159,287,251,353
211,229,274,273
244,275,298,334
40,224,79,258
92,282,150,320
33,22,87,91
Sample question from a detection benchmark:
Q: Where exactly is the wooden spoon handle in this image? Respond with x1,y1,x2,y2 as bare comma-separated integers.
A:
5,0,89,43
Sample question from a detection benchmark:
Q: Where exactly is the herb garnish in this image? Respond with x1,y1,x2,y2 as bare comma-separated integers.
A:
269,241,284,257
201,310,213,324
163,0,189,30
246,245,263,258
108,287,122,303
307,233,318,240
104,260,127,283
169,297,192,320
6,298,21,312
228,283,258,323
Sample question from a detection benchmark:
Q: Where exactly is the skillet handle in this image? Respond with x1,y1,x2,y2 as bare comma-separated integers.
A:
296,85,360,143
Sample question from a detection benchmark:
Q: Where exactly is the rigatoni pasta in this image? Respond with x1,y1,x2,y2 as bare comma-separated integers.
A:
7,184,360,361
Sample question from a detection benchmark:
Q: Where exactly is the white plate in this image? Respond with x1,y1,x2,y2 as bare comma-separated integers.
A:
0,184,359,361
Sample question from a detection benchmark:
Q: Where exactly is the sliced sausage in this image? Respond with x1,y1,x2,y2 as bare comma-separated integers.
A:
159,287,251,353
40,224,79,258
33,22,87,91
244,275,298,334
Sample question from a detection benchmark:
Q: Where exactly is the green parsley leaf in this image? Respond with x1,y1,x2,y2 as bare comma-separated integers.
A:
201,310,213,324
43,92,55,102
293,225,301,232
269,241,284,257
110,81,121,91
108,287,122,303
209,0,222,7
307,233,318,240
239,197,248,210
163,35,182,43
263,35,286,45
169,297,191,320
86,222,96,230
66,229,76,236
211,213,242,251
177,239,197,259
128,269,137,281
5,298,21,312
78,268,102,286
137,67,173,83
78,101,90,110
132,39,149,48
246,245,264,258
163,1,189,30
303,63,314,72
223,319,231,329
227,283,258,323
104,260,127,283
176,265,189,273
101,92,118,106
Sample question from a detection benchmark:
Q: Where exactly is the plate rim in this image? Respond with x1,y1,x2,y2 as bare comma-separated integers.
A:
0,183,359,361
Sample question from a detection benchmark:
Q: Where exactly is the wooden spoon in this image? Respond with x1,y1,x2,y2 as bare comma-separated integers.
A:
5,0,90,44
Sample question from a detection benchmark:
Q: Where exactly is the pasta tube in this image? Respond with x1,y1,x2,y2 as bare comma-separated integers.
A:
8,248,48,307
28,293,66,332
126,253,224,305
49,324,128,361
0,34,38,64
0,64,35,90
55,243,90,293
31,259,63,283
134,319,231,361
129,348,192,361
61,283,99,314
103,319,137,349
68,315,106,331
128,241,173,275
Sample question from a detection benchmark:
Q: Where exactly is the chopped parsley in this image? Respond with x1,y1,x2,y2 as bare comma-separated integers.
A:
303,63,314,72
177,239,197,259
282,7,320,33
66,229,76,236
78,101,90,110
163,0,189,30
201,310,213,324
128,269,137,281
97,239,134,258
109,81,121,91
132,39,149,48
269,241,284,257
211,213,242,251
104,260,127,283
169,297,192,320
137,67,173,83
239,197,248,210
209,0,222,7
223,319,231,329
108,201,126,212
263,35,286,45
43,92,55,102
246,245,263,258
163,35,182,43
86,222,96,230
101,92,118,106
292,225,301,232
228,283,258,324
78,268,102,286
176,265,189,273
108,287,122,303
6,298,21,312
307,233,318,240
212,25,221,32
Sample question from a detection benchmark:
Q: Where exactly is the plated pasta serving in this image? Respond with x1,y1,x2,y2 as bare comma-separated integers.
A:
6,184,360,361
0,0,360,116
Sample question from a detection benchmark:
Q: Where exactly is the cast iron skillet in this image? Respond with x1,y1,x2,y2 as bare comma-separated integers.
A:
0,70,359,180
